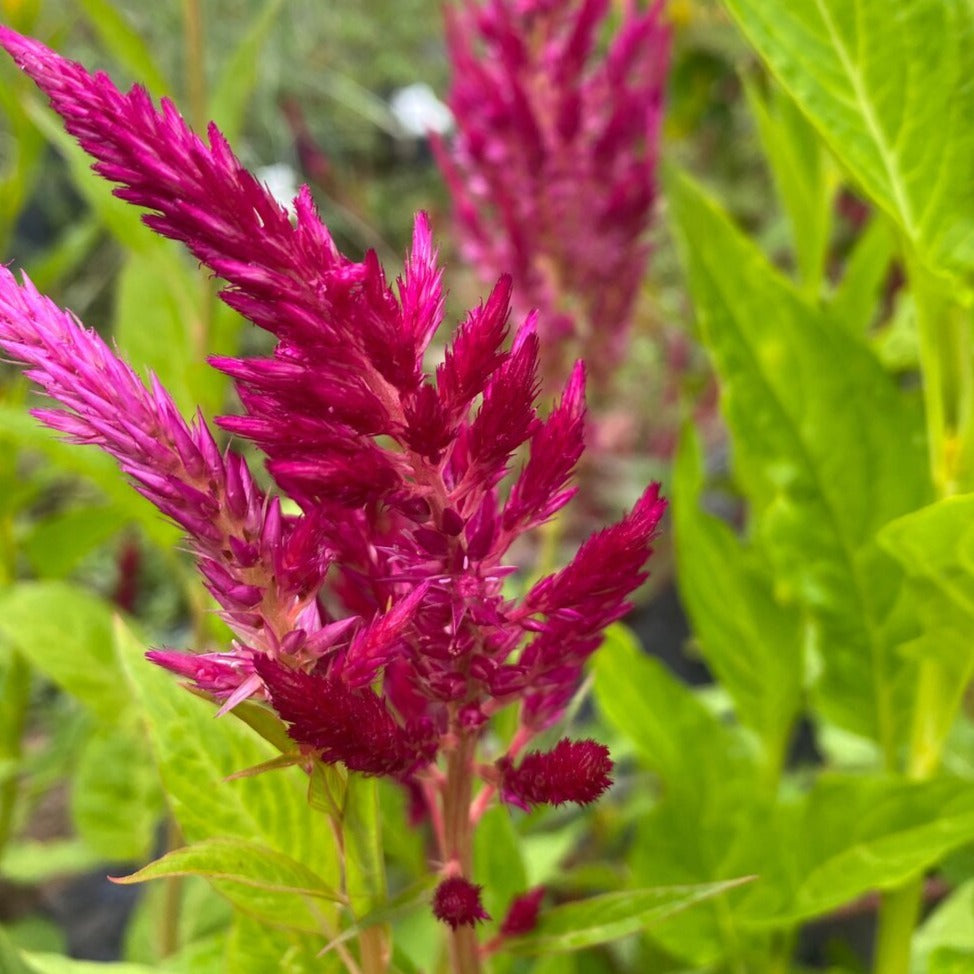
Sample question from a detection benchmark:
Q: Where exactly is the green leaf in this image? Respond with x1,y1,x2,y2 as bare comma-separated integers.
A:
22,505,124,579
113,618,341,894
23,98,158,253
474,805,528,929
667,166,929,753
70,728,163,862
0,925,40,974
737,776,974,926
225,913,344,974
341,775,387,915
829,215,896,335
744,76,834,294
930,948,974,974
23,957,161,974
501,879,751,955
115,838,342,934
914,880,974,974
722,0,974,276
0,404,179,549
113,251,214,418
1,839,103,883
0,582,129,722
878,495,974,756
76,0,171,95
23,219,102,295
673,427,803,765
593,623,758,808
210,0,285,144
123,874,231,970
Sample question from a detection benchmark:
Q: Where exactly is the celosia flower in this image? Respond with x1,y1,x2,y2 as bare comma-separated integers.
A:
435,0,671,391
0,28,665,944
433,877,491,929
500,738,613,808
499,886,545,937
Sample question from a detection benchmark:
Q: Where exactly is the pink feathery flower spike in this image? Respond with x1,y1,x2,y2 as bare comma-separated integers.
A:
434,0,671,393
0,27,665,944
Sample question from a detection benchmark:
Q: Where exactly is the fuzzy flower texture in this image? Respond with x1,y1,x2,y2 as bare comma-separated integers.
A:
0,29,664,939
435,0,670,392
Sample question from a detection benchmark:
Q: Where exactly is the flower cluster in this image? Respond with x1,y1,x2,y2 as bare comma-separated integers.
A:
435,0,671,392
0,28,664,942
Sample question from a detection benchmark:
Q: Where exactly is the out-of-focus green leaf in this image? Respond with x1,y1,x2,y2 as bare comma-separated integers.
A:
913,880,974,974
593,623,758,807
830,215,896,335
116,838,342,934
0,838,103,883
0,403,179,549
595,623,766,966
210,0,285,143
667,166,930,755
502,879,751,955
0,581,128,722
475,805,528,932
723,0,974,277
225,913,343,974
24,959,160,974
528,957,577,974
878,495,974,757
70,728,163,862
738,776,974,926
113,618,340,895
23,98,157,253
115,251,243,418
123,874,231,970
0,68,46,255
114,251,205,416
342,775,386,915
22,219,103,296
744,76,834,294
76,0,171,95
673,427,803,767
0,924,40,974
22,504,123,578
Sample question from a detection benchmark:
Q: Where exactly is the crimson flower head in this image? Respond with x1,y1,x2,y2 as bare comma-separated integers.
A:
0,27,665,940
433,876,491,929
500,738,613,809
435,0,671,390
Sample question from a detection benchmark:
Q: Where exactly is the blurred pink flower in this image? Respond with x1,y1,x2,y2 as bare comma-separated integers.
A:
435,0,671,391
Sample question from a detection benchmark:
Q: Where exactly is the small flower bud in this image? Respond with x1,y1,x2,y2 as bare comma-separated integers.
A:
501,738,613,809
499,886,545,937
432,876,490,929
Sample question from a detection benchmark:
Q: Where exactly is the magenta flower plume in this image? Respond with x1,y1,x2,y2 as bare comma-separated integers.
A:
500,738,613,809
0,28,666,942
433,877,491,929
435,0,671,390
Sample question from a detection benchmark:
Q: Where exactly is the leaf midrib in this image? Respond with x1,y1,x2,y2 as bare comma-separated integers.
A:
810,0,917,235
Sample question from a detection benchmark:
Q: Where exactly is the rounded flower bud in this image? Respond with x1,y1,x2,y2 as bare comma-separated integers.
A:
432,876,491,929
500,737,613,809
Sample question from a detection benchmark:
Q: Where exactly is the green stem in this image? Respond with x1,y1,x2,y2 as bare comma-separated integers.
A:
873,876,924,974
159,817,184,957
873,254,974,974
180,0,207,134
0,650,30,860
